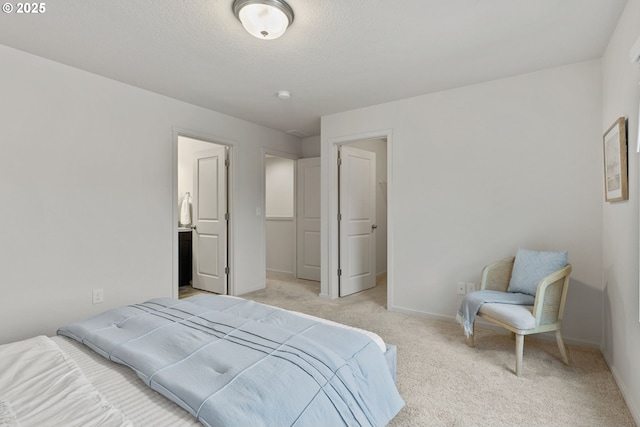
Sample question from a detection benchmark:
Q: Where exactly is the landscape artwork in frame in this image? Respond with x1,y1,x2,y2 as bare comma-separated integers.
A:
603,117,628,202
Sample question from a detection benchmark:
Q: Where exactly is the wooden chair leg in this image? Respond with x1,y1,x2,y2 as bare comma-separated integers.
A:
467,321,475,347
515,334,524,376
555,330,569,365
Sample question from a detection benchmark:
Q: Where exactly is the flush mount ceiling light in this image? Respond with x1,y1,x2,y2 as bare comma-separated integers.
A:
232,0,294,40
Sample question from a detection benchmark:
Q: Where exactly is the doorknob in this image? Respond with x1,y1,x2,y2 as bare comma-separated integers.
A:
191,225,197,230
371,224,377,230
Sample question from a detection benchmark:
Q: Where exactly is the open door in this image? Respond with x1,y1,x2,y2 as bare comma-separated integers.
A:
339,146,376,296
296,157,321,281
192,146,228,294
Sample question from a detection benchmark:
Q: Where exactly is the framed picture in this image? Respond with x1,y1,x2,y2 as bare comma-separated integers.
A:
603,117,628,202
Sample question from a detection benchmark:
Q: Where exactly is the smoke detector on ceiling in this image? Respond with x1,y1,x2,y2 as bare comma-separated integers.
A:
277,90,291,100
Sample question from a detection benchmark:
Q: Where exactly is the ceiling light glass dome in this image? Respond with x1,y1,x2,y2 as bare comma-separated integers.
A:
232,0,294,40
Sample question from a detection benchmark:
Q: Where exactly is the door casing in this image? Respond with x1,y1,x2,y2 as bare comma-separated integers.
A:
323,130,393,308
173,128,235,298
262,148,299,284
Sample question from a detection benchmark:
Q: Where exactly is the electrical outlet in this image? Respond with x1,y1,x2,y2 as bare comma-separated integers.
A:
92,289,104,304
456,282,466,295
466,282,476,294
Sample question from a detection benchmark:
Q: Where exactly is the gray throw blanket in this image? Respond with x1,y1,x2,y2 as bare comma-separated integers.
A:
457,290,535,337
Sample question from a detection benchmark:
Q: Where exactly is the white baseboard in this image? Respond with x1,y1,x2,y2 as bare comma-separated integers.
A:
387,304,457,323
266,268,294,274
604,354,640,426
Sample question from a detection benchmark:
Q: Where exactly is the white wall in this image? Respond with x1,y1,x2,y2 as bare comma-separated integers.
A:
322,60,603,346
265,156,295,273
301,135,321,158
0,45,301,344
265,219,295,273
601,0,640,422
265,156,294,217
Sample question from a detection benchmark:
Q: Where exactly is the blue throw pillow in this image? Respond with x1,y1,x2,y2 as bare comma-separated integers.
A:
508,248,568,296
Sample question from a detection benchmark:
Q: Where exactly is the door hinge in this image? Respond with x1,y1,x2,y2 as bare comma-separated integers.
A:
225,158,230,167
337,213,342,221
225,212,229,221
337,268,342,276
337,157,342,166
225,266,230,275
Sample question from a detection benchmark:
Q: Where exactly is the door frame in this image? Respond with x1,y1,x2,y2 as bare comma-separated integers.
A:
338,145,377,296
323,129,393,307
261,148,300,283
172,127,235,298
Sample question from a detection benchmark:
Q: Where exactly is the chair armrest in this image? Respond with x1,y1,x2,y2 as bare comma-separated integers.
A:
532,264,572,326
480,257,515,292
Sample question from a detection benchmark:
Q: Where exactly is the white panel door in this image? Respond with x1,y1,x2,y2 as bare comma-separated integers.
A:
296,157,321,281
192,146,227,294
339,146,376,297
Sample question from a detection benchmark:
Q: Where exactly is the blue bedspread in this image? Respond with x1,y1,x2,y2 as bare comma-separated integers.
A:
58,295,404,427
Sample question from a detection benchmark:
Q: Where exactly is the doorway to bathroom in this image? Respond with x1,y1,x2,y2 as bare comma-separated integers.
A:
177,135,230,295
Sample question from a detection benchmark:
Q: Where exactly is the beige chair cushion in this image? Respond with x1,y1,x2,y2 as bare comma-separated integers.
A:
479,303,535,330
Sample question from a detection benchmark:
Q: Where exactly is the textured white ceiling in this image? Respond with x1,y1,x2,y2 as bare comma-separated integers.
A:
0,0,628,136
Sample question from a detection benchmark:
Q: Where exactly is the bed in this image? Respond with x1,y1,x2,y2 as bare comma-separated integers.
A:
0,295,403,426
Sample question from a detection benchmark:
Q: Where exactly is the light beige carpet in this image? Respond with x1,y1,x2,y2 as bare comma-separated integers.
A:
184,272,637,427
